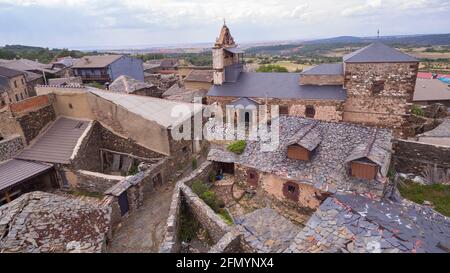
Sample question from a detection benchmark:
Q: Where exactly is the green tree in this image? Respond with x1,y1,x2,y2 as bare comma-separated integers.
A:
256,64,289,73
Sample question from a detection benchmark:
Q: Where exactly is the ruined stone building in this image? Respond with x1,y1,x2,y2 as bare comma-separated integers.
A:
207,24,419,132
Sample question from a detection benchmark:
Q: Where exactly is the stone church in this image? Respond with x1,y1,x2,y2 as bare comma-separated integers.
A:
206,24,419,131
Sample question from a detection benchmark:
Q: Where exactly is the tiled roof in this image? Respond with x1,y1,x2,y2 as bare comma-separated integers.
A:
185,69,213,83
0,191,110,253
16,117,91,164
208,72,347,100
207,116,393,196
108,75,153,94
0,159,53,192
0,66,25,78
73,55,122,68
343,42,418,63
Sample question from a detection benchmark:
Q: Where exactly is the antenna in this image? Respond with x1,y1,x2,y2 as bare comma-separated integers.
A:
223,18,226,26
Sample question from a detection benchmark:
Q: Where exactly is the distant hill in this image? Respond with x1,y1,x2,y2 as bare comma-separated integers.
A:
305,34,450,46
0,45,91,63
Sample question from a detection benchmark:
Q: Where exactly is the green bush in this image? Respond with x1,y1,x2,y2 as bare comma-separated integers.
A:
227,140,247,155
218,209,234,225
256,64,289,73
192,158,198,170
411,105,425,116
192,180,209,196
201,191,220,212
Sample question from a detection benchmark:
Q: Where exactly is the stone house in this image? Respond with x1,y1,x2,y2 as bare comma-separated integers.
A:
0,66,29,104
207,24,419,131
208,116,393,211
73,55,144,83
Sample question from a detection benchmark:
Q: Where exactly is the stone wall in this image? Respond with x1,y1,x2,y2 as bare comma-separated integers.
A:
207,96,344,122
16,104,56,144
299,74,344,86
0,135,24,162
0,108,22,138
343,62,418,129
392,139,450,174
70,170,123,194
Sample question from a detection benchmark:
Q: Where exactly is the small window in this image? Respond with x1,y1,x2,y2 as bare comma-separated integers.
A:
283,181,300,202
371,80,385,95
21,79,25,85
287,185,296,194
305,105,315,118
69,103,73,109
15,94,19,102
247,169,258,187
279,106,289,115
14,81,18,88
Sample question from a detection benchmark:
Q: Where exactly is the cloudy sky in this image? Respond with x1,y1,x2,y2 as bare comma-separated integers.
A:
1,0,449,49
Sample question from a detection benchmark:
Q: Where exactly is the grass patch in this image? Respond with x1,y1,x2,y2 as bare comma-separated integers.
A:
191,180,233,225
411,105,425,116
227,140,247,155
399,181,450,217
179,204,201,243
69,190,104,199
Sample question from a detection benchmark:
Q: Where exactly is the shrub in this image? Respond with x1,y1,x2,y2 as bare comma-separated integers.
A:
227,140,247,155
192,158,198,170
191,180,209,196
201,191,220,212
218,209,234,225
256,64,289,73
411,105,425,116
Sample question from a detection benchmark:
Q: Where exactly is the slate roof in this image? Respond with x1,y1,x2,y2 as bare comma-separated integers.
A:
16,117,91,164
346,129,391,176
185,69,213,83
207,116,393,196
414,78,450,102
288,122,322,152
48,77,83,86
343,42,418,63
0,191,110,253
0,159,53,192
0,66,25,78
166,89,208,104
301,63,343,75
287,194,450,253
163,83,186,98
0,59,56,74
73,55,122,68
208,72,347,100
108,75,153,94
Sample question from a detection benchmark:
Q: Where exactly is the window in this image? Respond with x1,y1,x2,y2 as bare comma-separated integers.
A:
245,112,250,124
371,80,385,95
279,106,289,115
68,103,73,109
305,105,316,118
21,79,25,85
283,181,300,202
14,81,18,88
247,169,258,187
15,94,19,102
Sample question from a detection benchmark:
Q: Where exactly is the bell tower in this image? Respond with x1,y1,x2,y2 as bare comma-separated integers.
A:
212,22,242,85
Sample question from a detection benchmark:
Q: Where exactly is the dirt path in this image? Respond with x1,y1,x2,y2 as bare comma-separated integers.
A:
107,182,175,253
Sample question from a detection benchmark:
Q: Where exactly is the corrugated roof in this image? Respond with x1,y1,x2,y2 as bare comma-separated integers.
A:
208,72,347,100
0,66,25,78
0,159,53,192
343,42,418,63
89,89,203,128
414,78,450,102
301,63,343,75
16,117,91,164
73,55,122,68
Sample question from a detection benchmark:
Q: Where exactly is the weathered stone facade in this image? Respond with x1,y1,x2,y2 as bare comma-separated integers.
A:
392,139,450,174
300,74,344,86
343,62,419,129
0,135,24,162
0,107,22,138
16,105,56,144
207,96,344,122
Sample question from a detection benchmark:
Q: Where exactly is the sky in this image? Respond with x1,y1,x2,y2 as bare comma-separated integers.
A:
1,0,450,49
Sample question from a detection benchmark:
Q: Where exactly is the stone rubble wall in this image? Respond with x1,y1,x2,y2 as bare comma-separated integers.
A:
299,74,344,86
159,183,182,253
0,107,23,139
72,170,124,194
392,139,450,174
16,104,56,144
0,135,24,162
207,96,344,122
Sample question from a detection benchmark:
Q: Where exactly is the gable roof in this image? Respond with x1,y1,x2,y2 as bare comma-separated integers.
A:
73,55,122,68
0,59,56,74
0,66,25,78
343,42,418,63
108,75,153,94
288,122,322,151
346,129,391,176
301,63,343,75
215,24,236,48
208,72,347,100
16,117,92,164
229,97,260,107
0,159,53,192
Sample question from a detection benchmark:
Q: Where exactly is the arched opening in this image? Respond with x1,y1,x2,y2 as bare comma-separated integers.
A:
245,111,250,125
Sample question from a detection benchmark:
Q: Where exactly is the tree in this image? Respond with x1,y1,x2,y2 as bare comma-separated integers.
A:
256,64,289,73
